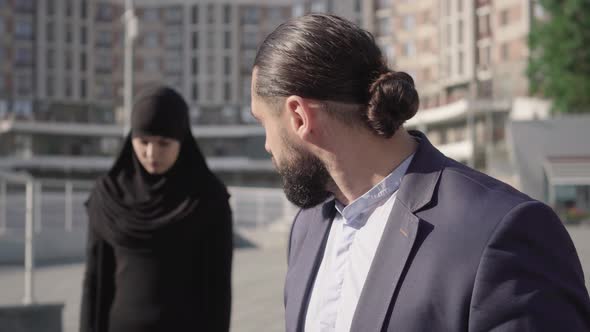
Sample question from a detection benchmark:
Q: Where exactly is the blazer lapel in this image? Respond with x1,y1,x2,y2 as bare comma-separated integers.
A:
350,130,447,332
286,201,336,332
349,202,420,332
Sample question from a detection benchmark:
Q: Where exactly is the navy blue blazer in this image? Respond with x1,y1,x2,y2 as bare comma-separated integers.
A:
285,131,590,332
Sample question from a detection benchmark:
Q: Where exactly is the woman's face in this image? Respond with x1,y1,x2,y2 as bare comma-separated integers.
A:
132,136,181,174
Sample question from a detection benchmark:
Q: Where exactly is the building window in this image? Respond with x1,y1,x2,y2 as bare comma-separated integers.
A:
384,44,395,64
241,30,257,49
66,24,73,44
207,31,216,49
96,3,113,21
97,80,113,99
478,45,491,69
46,22,54,41
377,17,390,36
192,31,199,49
242,7,260,24
15,20,33,40
164,6,183,23
422,10,432,24
47,0,55,15
223,5,231,24
81,0,88,19
478,13,490,36
311,1,326,13
80,79,87,99
192,82,199,101
95,52,113,72
144,57,160,73
326,0,334,13
65,50,73,71
81,26,87,45
446,54,452,76
501,43,509,61
96,30,113,47
80,52,87,71
65,76,72,98
47,49,55,69
144,32,159,48
375,0,390,11
165,27,183,49
143,8,159,22
15,0,34,12
46,76,54,97
207,55,215,76
500,9,509,26
457,0,463,13
349,0,360,13
192,57,199,75
241,50,256,71
207,81,215,101
16,74,33,97
224,31,231,49
404,15,415,31
458,51,464,75
224,56,231,76
65,0,73,17
207,4,215,24
293,4,304,17
15,48,33,66
224,82,231,100
268,8,284,23
423,68,432,81
164,54,182,74
422,38,431,53
458,20,463,44
192,6,199,24
404,41,416,57
447,23,452,45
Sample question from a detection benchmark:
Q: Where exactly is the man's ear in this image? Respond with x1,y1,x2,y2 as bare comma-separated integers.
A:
285,96,318,142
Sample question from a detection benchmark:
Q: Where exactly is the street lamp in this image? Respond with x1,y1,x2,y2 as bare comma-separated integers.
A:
123,0,138,136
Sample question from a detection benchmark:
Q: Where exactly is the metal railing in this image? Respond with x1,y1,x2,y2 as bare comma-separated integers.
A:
0,170,36,305
0,170,297,305
0,173,296,233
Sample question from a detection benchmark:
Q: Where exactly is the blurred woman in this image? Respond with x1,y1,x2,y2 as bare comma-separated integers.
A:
80,85,233,332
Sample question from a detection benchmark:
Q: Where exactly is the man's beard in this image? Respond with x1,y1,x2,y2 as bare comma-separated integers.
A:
276,137,332,209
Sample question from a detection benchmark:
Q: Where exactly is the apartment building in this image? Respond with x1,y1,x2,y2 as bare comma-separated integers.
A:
0,0,292,186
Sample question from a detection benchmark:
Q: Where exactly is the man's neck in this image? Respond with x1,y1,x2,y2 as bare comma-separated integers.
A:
326,129,417,206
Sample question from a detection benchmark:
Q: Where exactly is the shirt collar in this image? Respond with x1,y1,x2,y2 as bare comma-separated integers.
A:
335,154,414,224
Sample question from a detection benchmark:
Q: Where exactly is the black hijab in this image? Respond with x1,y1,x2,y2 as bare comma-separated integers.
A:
86,86,228,249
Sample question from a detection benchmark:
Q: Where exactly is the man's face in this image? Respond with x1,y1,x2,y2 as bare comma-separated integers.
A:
251,70,332,208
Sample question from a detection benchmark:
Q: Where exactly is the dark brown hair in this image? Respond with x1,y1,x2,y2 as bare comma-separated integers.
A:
253,14,419,138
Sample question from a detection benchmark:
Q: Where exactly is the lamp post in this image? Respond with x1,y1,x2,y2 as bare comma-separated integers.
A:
123,0,138,136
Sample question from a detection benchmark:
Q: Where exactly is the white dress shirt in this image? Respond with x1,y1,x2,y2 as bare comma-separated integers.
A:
304,155,414,332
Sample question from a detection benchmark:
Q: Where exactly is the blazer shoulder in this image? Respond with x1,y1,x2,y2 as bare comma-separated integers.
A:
442,157,532,209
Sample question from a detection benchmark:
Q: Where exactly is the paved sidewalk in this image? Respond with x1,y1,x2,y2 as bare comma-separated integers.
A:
1,226,589,332
0,243,288,332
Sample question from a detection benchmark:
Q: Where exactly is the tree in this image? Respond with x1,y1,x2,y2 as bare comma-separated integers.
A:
528,0,590,113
